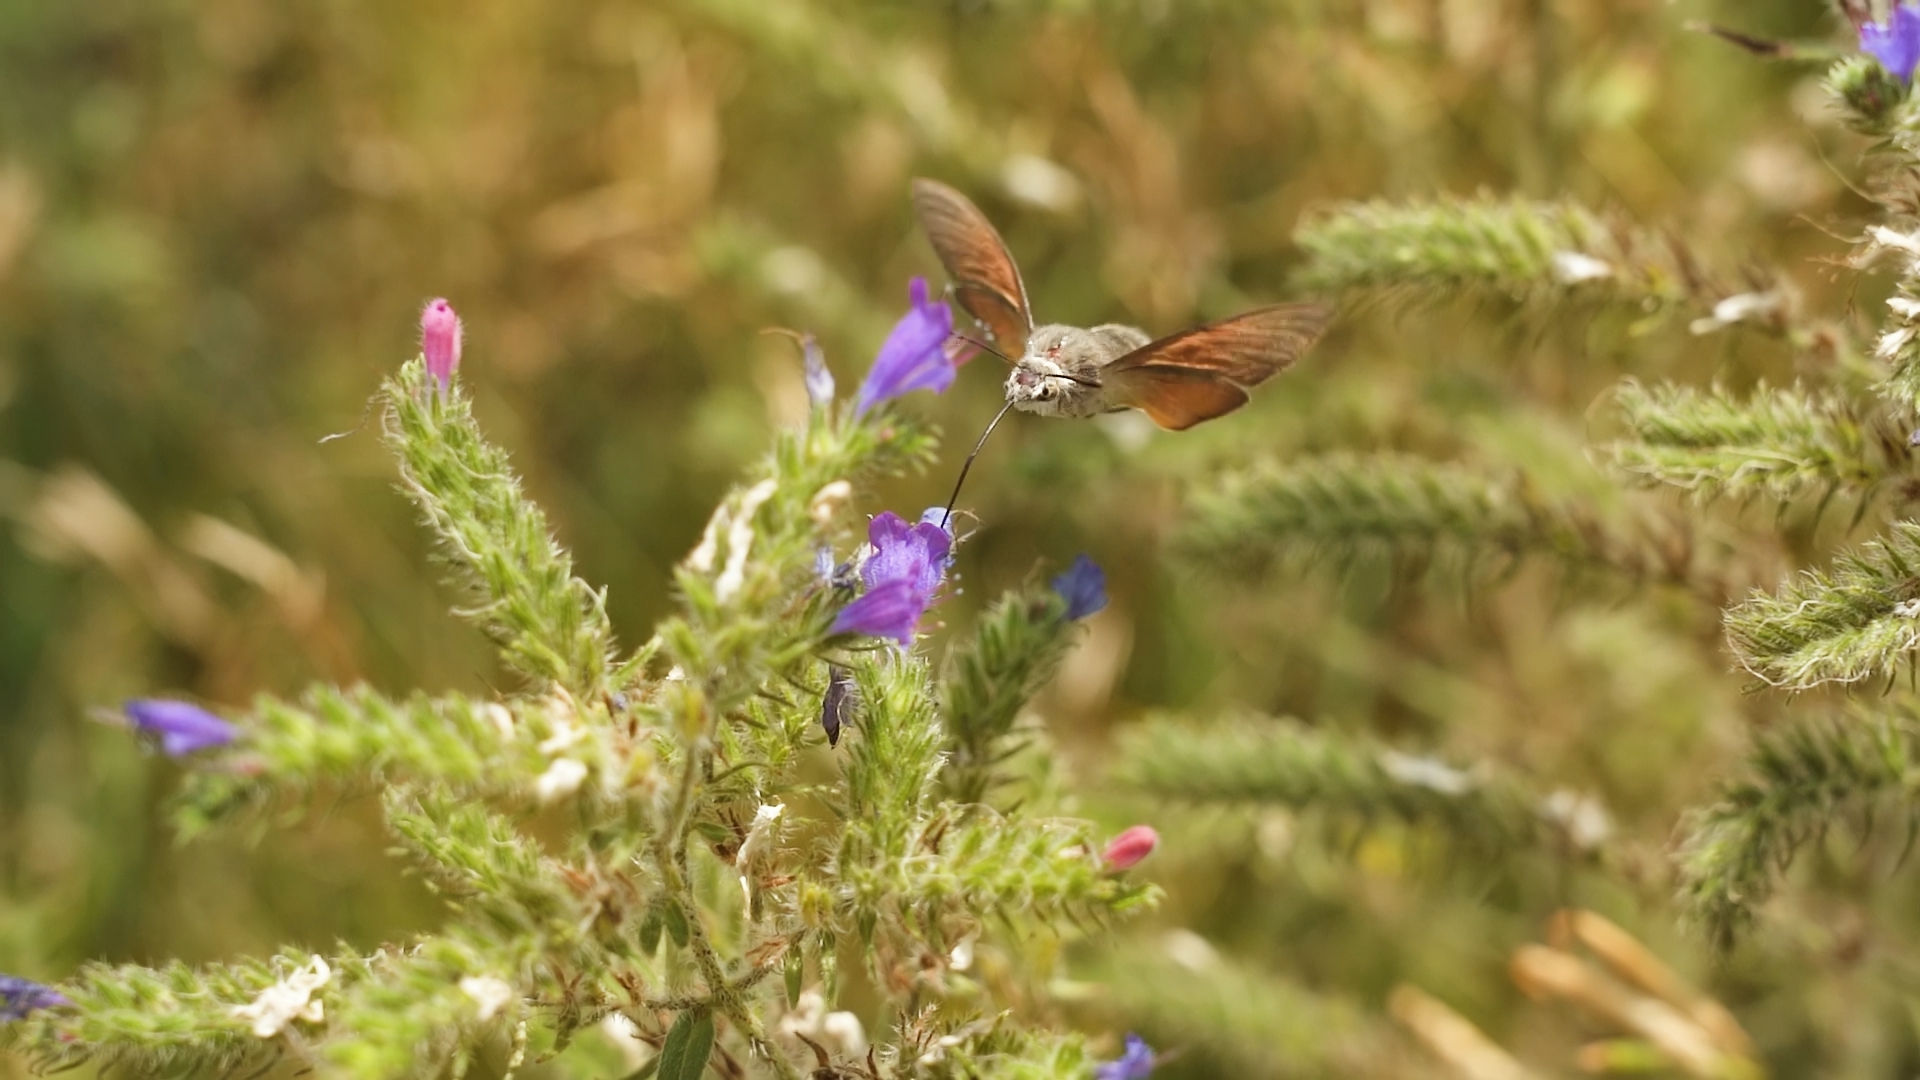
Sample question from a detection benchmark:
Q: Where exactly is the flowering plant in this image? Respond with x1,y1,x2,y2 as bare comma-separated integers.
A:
0,293,1154,1080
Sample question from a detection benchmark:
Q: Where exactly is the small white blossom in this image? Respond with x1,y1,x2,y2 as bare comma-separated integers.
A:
809,480,853,526
1872,225,1920,259
1690,291,1781,336
538,721,584,754
536,758,589,803
716,479,778,603
948,934,976,972
232,955,330,1038
1380,750,1476,795
1890,296,1920,321
1880,325,1918,361
1542,789,1614,850
483,703,515,741
686,509,723,572
1895,599,1920,618
735,803,784,870
1550,251,1613,283
459,975,515,1022
779,990,866,1057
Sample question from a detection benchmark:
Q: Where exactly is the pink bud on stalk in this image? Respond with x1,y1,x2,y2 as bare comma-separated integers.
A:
1102,825,1159,870
421,298,463,392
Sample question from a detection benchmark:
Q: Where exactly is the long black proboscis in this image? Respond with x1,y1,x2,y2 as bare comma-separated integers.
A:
941,399,1016,531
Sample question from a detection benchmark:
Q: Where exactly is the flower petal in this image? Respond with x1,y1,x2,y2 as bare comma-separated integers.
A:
1051,554,1108,621
124,699,239,757
831,578,928,645
0,975,71,1022
855,277,958,415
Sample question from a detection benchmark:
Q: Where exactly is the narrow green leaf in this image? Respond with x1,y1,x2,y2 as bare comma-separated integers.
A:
638,907,663,955
657,1009,715,1080
663,900,691,947
785,942,804,1009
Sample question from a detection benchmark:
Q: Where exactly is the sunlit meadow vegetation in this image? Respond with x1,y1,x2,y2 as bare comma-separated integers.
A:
10,0,1920,1076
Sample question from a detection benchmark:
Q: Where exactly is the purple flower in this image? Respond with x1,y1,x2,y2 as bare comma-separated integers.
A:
862,512,951,600
1095,1034,1155,1080
855,278,959,415
124,699,238,757
0,975,71,1022
1862,3,1920,82
1052,554,1107,621
831,578,925,645
820,664,854,747
421,298,463,391
830,512,953,645
800,333,835,409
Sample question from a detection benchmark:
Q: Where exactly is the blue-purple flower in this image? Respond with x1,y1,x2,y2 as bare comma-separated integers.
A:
123,699,238,757
1862,3,1920,82
0,975,71,1022
800,332,835,409
855,278,961,415
1095,1034,1155,1080
830,512,953,645
1052,554,1107,621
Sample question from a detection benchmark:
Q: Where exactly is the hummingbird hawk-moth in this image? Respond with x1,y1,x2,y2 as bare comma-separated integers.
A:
912,177,1333,431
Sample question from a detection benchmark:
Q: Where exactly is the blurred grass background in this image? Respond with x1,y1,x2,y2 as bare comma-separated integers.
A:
0,0,1892,1075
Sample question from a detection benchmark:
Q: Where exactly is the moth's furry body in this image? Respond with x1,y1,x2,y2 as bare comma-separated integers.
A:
913,177,1332,431
1005,323,1152,418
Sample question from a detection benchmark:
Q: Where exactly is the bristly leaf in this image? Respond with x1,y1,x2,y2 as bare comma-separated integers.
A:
382,358,617,694
657,1009,715,1080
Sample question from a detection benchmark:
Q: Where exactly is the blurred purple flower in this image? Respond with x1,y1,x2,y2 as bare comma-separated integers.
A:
421,298,463,391
830,512,953,645
820,664,854,747
0,975,71,1022
1862,3,1920,82
1052,554,1107,621
1095,1034,1155,1080
855,278,958,415
124,699,238,757
800,332,835,408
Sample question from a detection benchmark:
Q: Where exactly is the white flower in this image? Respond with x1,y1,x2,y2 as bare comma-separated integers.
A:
716,479,778,603
1380,750,1476,795
483,703,515,740
1689,291,1780,336
232,955,330,1038
1872,225,1920,258
1542,789,1613,850
779,990,866,1057
948,934,976,972
538,721,584,754
1550,251,1613,283
459,975,515,1022
735,802,785,870
1895,599,1920,618
809,481,853,526
536,758,589,803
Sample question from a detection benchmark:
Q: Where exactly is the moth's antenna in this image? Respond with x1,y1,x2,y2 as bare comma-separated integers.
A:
951,332,1012,364
941,399,1016,531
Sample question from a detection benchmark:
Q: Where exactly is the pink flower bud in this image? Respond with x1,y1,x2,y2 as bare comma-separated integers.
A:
1102,825,1159,870
421,298,462,391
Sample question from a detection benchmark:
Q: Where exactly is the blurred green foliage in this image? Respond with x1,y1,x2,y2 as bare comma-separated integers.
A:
2,0,1904,1076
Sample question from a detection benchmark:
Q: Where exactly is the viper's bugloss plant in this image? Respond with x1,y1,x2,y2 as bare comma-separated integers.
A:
0,287,1154,1079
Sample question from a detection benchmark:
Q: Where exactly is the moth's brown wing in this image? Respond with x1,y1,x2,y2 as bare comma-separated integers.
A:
911,178,1033,357
1110,368,1251,430
1105,302,1333,430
